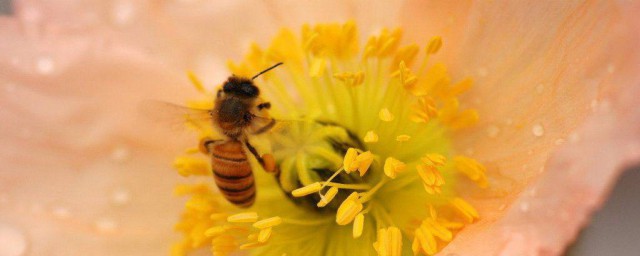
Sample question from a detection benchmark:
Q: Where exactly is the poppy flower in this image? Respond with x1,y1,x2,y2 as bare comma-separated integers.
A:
0,1,638,256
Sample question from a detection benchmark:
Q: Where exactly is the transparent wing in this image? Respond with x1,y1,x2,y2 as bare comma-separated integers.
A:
139,100,213,132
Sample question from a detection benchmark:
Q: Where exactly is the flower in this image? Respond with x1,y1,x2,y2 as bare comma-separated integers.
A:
173,22,488,255
1,1,639,255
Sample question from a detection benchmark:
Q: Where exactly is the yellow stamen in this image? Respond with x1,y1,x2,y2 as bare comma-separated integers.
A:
417,164,445,194
354,151,374,176
334,71,365,87
317,186,339,207
336,192,362,225
364,130,379,143
186,71,206,93
253,217,283,229
454,156,489,188
239,242,265,250
414,227,437,255
450,197,479,223
258,227,272,243
204,226,228,238
395,135,411,142
373,227,402,256
173,156,209,177
353,213,364,238
292,182,323,197
343,148,359,173
227,212,258,223
383,157,406,179
410,96,438,123
379,108,394,122
309,57,326,77
422,153,447,166
426,36,442,54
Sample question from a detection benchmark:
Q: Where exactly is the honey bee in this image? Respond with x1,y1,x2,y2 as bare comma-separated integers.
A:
196,63,284,207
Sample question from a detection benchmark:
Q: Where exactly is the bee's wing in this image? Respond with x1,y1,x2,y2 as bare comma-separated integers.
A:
139,100,213,132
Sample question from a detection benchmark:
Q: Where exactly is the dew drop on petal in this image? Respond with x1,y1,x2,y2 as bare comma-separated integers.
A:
51,206,71,219
519,202,530,212
36,56,54,74
531,124,544,137
607,63,616,74
110,188,131,206
112,1,135,25
94,217,118,233
477,67,488,77
486,125,500,138
568,132,581,143
504,118,513,126
0,223,27,256
535,83,544,94
110,145,131,163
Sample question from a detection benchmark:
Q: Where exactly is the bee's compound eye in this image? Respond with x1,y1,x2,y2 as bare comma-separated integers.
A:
240,83,259,97
223,82,234,93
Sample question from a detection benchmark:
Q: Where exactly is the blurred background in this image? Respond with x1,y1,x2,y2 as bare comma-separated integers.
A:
1,1,638,255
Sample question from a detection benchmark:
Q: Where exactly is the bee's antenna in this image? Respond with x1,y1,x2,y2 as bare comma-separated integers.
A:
252,62,284,80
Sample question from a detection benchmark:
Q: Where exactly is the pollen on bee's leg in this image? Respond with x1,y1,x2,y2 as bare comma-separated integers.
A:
198,137,215,154
261,153,277,173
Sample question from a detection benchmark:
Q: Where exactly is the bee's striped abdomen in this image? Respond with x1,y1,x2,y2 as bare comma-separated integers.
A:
211,140,255,208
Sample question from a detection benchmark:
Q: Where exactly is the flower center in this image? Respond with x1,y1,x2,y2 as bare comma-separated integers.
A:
171,21,490,256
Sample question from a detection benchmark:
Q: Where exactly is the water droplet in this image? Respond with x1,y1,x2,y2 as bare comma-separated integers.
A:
486,125,500,138
0,223,27,256
110,145,131,163
532,124,544,137
519,202,530,212
607,64,615,74
535,83,544,94
51,206,71,219
110,188,131,206
504,119,513,126
36,56,55,74
568,132,580,143
94,218,118,233
477,67,488,77
465,148,475,156
112,1,135,25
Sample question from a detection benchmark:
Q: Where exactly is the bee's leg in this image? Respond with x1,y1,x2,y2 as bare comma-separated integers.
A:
244,141,278,174
199,137,222,154
252,118,276,135
257,102,271,110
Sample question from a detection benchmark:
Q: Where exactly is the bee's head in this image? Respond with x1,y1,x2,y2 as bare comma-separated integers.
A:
222,76,259,98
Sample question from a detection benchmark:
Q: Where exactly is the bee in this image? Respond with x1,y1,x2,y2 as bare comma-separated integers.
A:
197,63,283,207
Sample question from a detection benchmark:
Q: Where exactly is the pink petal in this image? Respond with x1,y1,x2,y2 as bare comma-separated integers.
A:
400,1,640,254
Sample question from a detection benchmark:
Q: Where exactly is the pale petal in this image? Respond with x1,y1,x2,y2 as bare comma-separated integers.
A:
400,0,640,254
